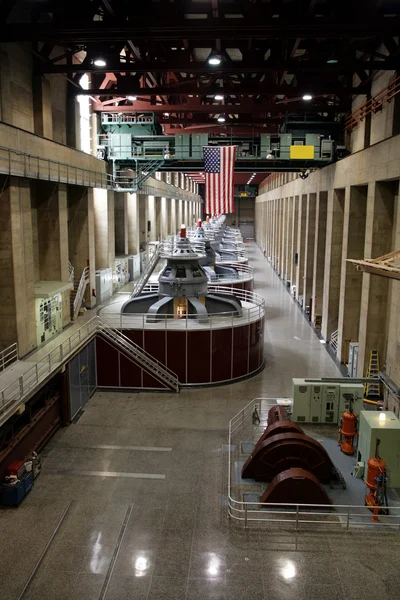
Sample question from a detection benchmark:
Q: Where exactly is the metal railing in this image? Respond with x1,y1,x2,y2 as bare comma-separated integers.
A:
228,397,400,531
0,145,108,188
98,321,179,392
130,246,162,298
72,266,90,320
345,75,400,131
0,343,18,373
102,286,265,330
330,329,339,354
0,144,202,200
0,316,180,426
68,261,75,283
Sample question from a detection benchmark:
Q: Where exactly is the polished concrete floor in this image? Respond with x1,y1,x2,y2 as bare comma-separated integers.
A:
2,244,400,600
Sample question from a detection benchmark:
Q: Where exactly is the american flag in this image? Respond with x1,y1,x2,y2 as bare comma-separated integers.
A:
203,146,236,215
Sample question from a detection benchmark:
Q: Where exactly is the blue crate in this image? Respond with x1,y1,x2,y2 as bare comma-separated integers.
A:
1,480,25,507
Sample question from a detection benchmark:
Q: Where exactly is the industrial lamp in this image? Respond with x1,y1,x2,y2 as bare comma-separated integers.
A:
208,51,222,66
94,58,106,67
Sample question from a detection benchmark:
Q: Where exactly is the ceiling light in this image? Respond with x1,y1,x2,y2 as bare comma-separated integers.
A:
215,94,224,100
164,112,170,116
327,56,338,64
217,116,226,123
127,96,137,101
208,51,222,66
94,58,106,67
302,94,313,101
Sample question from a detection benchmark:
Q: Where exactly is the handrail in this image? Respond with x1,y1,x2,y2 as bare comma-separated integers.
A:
0,144,108,188
345,75,400,131
102,286,265,330
0,343,18,373
330,329,339,354
0,315,180,426
130,246,162,298
98,322,179,391
68,261,75,283
0,144,202,200
72,266,90,319
228,397,400,531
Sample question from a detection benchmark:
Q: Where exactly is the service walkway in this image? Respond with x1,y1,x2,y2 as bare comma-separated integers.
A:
2,244,399,600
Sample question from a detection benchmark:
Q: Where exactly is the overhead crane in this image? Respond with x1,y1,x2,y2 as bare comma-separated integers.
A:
96,112,349,192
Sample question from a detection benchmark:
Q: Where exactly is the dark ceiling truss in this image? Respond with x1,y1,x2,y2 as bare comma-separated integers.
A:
2,0,399,131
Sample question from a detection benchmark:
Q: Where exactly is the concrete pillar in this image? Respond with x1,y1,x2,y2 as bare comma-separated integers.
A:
290,196,299,292
273,199,279,269
94,188,115,269
311,191,328,326
277,198,284,276
385,185,400,407
321,188,345,341
303,193,317,315
295,194,307,300
138,195,146,248
337,186,367,362
177,200,183,228
357,181,395,375
147,195,156,242
33,181,69,282
127,193,140,255
115,193,128,255
285,197,293,284
0,176,36,355
155,197,162,240
160,197,168,240
33,76,53,139
170,198,177,235
67,186,96,308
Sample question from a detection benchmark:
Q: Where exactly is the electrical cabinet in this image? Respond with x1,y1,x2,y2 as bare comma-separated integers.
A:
114,257,129,291
95,268,113,303
110,133,132,159
192,134,208,158
348,342,359,377
358,411,400,487
292,379,364,424
128,254,141,281
35,293,63,347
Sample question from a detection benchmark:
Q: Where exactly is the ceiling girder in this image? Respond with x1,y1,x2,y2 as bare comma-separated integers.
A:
2,17,399,43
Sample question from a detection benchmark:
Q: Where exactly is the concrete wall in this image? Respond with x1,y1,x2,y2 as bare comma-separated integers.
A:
256,133,400,410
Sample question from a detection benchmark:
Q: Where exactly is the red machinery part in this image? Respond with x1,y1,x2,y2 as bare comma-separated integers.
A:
241,432,333,483
259,468,331,506
365,456,387,518
255,420,304,449
339,410,358,455
267,405,288,425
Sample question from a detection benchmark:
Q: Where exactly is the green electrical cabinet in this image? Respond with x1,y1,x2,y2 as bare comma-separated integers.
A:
175,133,190,159
279,134,292,160
260,134,271,157
358,411,400,487
192,134,208,159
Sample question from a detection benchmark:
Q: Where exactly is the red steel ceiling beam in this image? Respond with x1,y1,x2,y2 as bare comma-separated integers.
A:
92,101,347,114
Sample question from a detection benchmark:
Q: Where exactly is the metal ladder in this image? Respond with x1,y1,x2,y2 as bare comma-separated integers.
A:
130,246,162,298
97,317,180,392
365,349,381,398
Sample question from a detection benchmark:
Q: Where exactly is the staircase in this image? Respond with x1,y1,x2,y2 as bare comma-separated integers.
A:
98,318,180,392
70,266,90,321
365,349,381,398
136,160,165,188
130,246,162,298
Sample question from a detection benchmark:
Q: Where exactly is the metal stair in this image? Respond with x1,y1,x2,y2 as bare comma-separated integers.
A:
97,318,180,392
70,266,90,321
136,159,165,188
130,246,162,298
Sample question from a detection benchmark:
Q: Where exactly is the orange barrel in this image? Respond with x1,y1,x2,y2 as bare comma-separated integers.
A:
340,411,357,437
366,457,386,490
